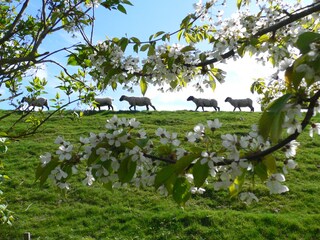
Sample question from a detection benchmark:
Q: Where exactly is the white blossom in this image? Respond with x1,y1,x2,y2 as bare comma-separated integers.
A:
186,132,201,143
200,151,216,165
54,136,64,144
176,148,187,160
128,118,140,128
283,159,298,174
82,168,95,186
40,152,51,166
194,124,205,135
138,129,147,138
158,185,168,196
221,134,237,149
49,166,68,181
56,143,73,161
207,119,222,130
239,192,259,205
266,173,289,194
191,187,206,194
309,123,320,138
57,182,70,190
156,128,180,146
283,140,300,158
279,58,293,71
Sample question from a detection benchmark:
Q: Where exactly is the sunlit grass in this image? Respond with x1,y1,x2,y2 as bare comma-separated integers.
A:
0,110,319,239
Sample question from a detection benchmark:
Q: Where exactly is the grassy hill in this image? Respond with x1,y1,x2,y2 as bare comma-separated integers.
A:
0,110,320,240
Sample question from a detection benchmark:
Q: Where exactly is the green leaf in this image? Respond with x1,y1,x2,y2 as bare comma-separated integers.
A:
118,157,137,183
103,181,113,191
130,37,140,44
140,44,149,52
258,34,269,43
295,32,320,54
192,160,209,188
167,57,174,69
0,132,7,137
237,0,242,9
134,138,149,148
170,80,178,89
133,44,139,53
199,53,207,62
122,0,133,6
153,31,165,39
185,33,197,43
269,55,276,66
117,4,127,14
35,160,60,186
87,148,99,165
177,30,184,41
250,79,265,94
237,43,246,57
119,37,129,52
154,165,176,189
250,38,259,46
147,44,155,56
258,93,292,142
229,171,246,197
180,14,192,29
67,55,78,66
111,81,117,90
254,162,268,181
284,66,294,90
101,1,111,10
180,45,195,53
173,177,191,205
0,145,8,154
209,76,216,91
292,54,308,88
112,37,120,43
140,78,147,96
174,153,199,174
262,154,277,176
162,34,170,41
164,174,177,195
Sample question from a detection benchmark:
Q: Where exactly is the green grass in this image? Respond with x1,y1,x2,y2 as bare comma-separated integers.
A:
0,110,320,239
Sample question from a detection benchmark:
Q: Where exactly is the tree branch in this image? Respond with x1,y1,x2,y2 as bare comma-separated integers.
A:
194,2,320,67
8,98,81,139
0,0,30,45
255,2,320,37
142,89,320,167
245,89,320,161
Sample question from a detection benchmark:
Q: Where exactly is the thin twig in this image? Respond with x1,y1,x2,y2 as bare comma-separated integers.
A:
142,89,320,167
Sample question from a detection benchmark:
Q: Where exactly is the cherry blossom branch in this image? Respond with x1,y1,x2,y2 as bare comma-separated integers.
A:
141,89,320,167
245,89,320,161
143,153,176,164
256,2,320,37
195,2,320,67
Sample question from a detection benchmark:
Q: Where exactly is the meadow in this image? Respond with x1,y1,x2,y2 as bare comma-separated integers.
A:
0,110,319,240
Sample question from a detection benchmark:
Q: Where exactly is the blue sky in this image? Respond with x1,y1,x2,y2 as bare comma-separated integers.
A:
2,0,278,111
89,0,274,111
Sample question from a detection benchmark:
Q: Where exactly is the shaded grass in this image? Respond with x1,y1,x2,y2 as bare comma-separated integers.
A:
0,110,319,239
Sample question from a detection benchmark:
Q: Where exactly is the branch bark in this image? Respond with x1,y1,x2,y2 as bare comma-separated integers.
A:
0,0,30,45
195,2,320,67
245,89,320,161
143,89,320,167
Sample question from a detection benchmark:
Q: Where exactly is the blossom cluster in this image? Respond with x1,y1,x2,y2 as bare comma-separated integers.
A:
79,0,318,97
37,108,320,205
193,0,306,66
38,116,156,191
88,41,205,92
